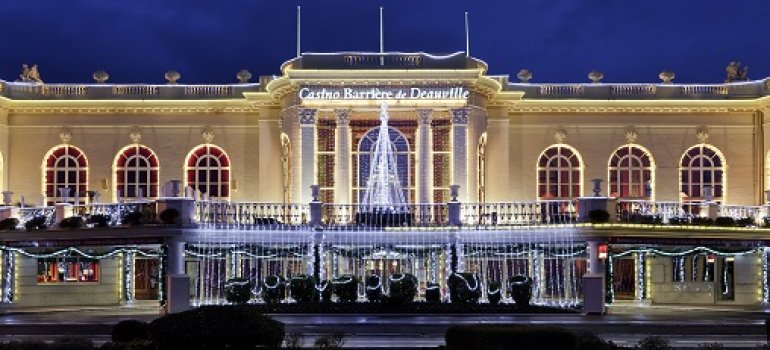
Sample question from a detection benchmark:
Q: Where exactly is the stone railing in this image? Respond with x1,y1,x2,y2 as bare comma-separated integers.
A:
616,199,766,226
195,201,309,227
0,81,260,100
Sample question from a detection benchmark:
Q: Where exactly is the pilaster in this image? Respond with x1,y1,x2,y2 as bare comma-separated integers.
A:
299,109,317,203
416,109,433,203
450,109,469,202
334,109,351,204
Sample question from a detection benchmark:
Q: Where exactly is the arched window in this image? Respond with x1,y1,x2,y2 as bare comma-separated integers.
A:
114,145,159,200
608,145,654,199
680,144,725,202
356,126,410,203
537,145,582,199
478,133,487,203
185,144,231,199
43,144,88,204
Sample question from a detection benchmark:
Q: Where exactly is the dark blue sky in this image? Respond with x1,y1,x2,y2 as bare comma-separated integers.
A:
2,1,768,84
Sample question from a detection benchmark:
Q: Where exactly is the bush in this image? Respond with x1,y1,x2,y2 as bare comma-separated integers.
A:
25,215,48,231
445,325,578,350
159,208,180,225
668,216,689,225
714,216,736,227
332,274,358,302
638,335,671,350
365,275,384,302
261,275,285,303
387,273,418,305
0,217,19,231
690,217,714,226
289,275,317,303
425,282,441,303
111,320,150,343
148,305,284,350
487,281,502,305
59,216,84,229
588,209,610,224
88,214,111,228
736,217,755,227
314,331,346,350
122,211,144,226
225,278,253,305
508,275,533,307
447,272,481,304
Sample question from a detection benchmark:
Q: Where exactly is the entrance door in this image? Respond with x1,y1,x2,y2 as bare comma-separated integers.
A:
612,258,636,300
134,258,159,300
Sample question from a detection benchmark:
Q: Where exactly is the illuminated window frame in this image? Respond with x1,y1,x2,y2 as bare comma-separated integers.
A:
113,144,159,201
607,144,655,200
536,144,583,199
184,144,231,200
42,144,89,204
37,257,100,284
679,144,726,202
353,126,412,203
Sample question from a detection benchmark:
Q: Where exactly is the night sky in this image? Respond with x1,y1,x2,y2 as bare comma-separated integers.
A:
2,1,768,84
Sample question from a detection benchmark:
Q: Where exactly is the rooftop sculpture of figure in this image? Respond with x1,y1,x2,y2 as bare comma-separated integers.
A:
725,61,749,83
17,63,44,84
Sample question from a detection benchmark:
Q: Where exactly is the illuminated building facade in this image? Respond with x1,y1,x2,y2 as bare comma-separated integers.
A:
0,52,769,310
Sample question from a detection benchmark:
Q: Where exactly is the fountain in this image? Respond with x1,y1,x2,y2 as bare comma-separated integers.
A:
357,102,412,226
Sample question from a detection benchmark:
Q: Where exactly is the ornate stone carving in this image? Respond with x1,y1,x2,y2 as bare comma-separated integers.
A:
554,129,567,143
516,69,533,83
165,70,181,84
201,127,215,144
625,128,638,143
696,127,709,144
588,70,604,84
299,109,316,125
129,128,142,144
18,64,43,84
59,129,72,144
450,108,469,124
725,62,749,83
417,109,433,125
659,70,675,84
92,70,109,84
335,109,350,125
236,69,252,84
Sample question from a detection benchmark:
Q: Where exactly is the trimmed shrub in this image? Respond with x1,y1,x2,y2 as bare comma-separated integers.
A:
289,275,317,303
332,274,358,302
736,217,755,227
447,272,481,304
668,216,689,225
714,216,736,227
122,211,144,226
159,208,180,225
387,273,418,305
365,275,384,302
318,280,333,302
445,325,578,350
111,320,150,343
261,275,285,303
148,305,284,350
225,278,253,305
638,335,671,350
88,214,111,228
59,216,84,229
508,275,533,307
425,282,441,303
690,217,714,226
487,281,502,305
25,215,48,231
588,209,610,224
0,217,19,231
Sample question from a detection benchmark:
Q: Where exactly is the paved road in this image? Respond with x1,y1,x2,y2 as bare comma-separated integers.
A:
0,304,767,348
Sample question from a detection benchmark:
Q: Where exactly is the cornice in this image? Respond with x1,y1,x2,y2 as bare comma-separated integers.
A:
508,99,763,114
1,99,259,115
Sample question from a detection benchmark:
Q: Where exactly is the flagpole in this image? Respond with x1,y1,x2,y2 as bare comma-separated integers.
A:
296,6,301,57
465,12,470,57
380,6,384,65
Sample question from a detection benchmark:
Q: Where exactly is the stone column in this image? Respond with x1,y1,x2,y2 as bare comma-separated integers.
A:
450,109,469,202
258,108,283,202
416,109,433,204
299,109,317,204
334,109,351,204
283,108,301,204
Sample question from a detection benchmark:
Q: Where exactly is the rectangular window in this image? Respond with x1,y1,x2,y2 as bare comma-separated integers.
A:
37,257,100,283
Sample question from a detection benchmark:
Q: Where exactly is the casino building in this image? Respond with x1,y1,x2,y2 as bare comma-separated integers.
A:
1,52,769,311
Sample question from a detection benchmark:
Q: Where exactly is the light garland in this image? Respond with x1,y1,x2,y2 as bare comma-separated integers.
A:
762,248,769,304
2,251,14,303
0,246,159,260
123,252,134,302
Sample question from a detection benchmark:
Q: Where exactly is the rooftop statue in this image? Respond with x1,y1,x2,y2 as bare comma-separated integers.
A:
725,61,748,83
17,63,44,84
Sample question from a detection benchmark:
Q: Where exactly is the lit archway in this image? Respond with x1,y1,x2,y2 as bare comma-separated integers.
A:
113,144,159,201
42,144,89,204
536,144,584,199
355,126,411,203
607,144,655,199
184,144,231,200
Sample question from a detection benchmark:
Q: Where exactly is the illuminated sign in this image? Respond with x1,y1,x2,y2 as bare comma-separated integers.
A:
298,87,469,101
